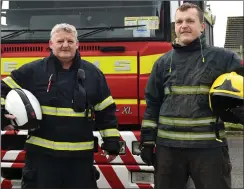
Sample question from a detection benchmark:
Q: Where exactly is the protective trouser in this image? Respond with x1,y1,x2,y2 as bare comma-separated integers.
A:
21,151,98,189
154,146,232,189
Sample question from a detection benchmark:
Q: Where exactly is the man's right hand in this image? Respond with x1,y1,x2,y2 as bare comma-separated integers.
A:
140,142,155,166
3,114,15,130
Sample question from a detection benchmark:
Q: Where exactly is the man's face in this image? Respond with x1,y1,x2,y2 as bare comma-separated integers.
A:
49,30,78,62
175,8,205,45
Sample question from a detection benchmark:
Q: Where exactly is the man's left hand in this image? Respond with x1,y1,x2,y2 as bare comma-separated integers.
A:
232,105,244,125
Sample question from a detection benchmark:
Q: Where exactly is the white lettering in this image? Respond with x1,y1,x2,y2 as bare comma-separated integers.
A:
4,62,17,72
114,60,131,71
93,61,100,69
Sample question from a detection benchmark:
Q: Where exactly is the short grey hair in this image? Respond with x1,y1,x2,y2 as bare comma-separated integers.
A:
50,23,78,41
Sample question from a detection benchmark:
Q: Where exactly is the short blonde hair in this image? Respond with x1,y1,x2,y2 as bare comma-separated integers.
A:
50,23,78,41
176,2,204,23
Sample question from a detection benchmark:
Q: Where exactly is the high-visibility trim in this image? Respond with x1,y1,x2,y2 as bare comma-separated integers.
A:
26,136,94,151
41,106,91,117
1,56,137,75
94,96,114,111
2,76,21,89
164,85,210,95
159,116,217,126
99,128,120,137
142,120,157,128
115,99,137,104
1,97,5,105
157,129,226,141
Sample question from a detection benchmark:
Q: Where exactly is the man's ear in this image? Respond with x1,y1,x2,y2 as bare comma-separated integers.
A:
201,22,206,33
49,40,53,50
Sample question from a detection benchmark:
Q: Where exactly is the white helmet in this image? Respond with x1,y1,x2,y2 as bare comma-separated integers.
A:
5,88,42,131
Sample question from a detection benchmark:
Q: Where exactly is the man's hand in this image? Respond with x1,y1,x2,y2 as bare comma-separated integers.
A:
100,140,121,162
99,150,117,162
140,142,155,166
232,105,244,125
3,114,15,130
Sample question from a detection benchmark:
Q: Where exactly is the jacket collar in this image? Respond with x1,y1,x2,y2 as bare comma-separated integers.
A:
172,33,207,52
47,50,81,72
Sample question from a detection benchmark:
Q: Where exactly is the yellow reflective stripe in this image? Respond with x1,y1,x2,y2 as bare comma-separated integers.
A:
142,120,157,128
159,116,217,126
2,76,22,89
100,128,120,137
1,97,5,105
26,136,94,151
41,106,91,117
115,99,137,105
164,86,210,95
1,57,137,75
94,96,114,111
157,130,226,141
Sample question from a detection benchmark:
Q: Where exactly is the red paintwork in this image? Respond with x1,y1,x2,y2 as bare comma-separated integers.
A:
115,104,138,125
1,41,171,56
139,74,150,99
1,42,172,126
139,104,147,124
106,74,137,98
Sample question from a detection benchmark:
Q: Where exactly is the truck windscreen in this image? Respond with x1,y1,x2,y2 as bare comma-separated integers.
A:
1,1,166,41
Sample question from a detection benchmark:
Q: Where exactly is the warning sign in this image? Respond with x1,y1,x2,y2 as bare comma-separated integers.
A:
124,16,159,30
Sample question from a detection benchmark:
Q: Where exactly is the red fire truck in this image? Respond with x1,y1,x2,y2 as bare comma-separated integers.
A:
1,1,215,188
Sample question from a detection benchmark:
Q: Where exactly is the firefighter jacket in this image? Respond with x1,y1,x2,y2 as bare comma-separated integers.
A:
1,51,120,157
141,34,243,148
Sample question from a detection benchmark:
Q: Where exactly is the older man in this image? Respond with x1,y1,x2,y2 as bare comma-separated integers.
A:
1,23,121,189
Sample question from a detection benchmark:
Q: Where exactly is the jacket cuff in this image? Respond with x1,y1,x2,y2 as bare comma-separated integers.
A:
140,128,157,144
102,137,120,143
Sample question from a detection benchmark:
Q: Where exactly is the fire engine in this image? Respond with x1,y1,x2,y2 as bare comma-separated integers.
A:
1,1,216,188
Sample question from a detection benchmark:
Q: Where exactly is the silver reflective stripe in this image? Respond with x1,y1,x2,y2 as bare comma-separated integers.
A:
164,86,210,95
41,106,90,117
142,120,157,128
100,129,120,137
26,136,94,151
157,129,226,140
159,116,217,126
2,76,21,89
94,96,114,111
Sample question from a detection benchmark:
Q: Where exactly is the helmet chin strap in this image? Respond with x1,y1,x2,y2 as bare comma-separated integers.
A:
11,118,20,136
211,116,223,143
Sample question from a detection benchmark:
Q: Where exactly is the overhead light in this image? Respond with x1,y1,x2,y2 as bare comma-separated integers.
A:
1,16,7,25
2,1,9,10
